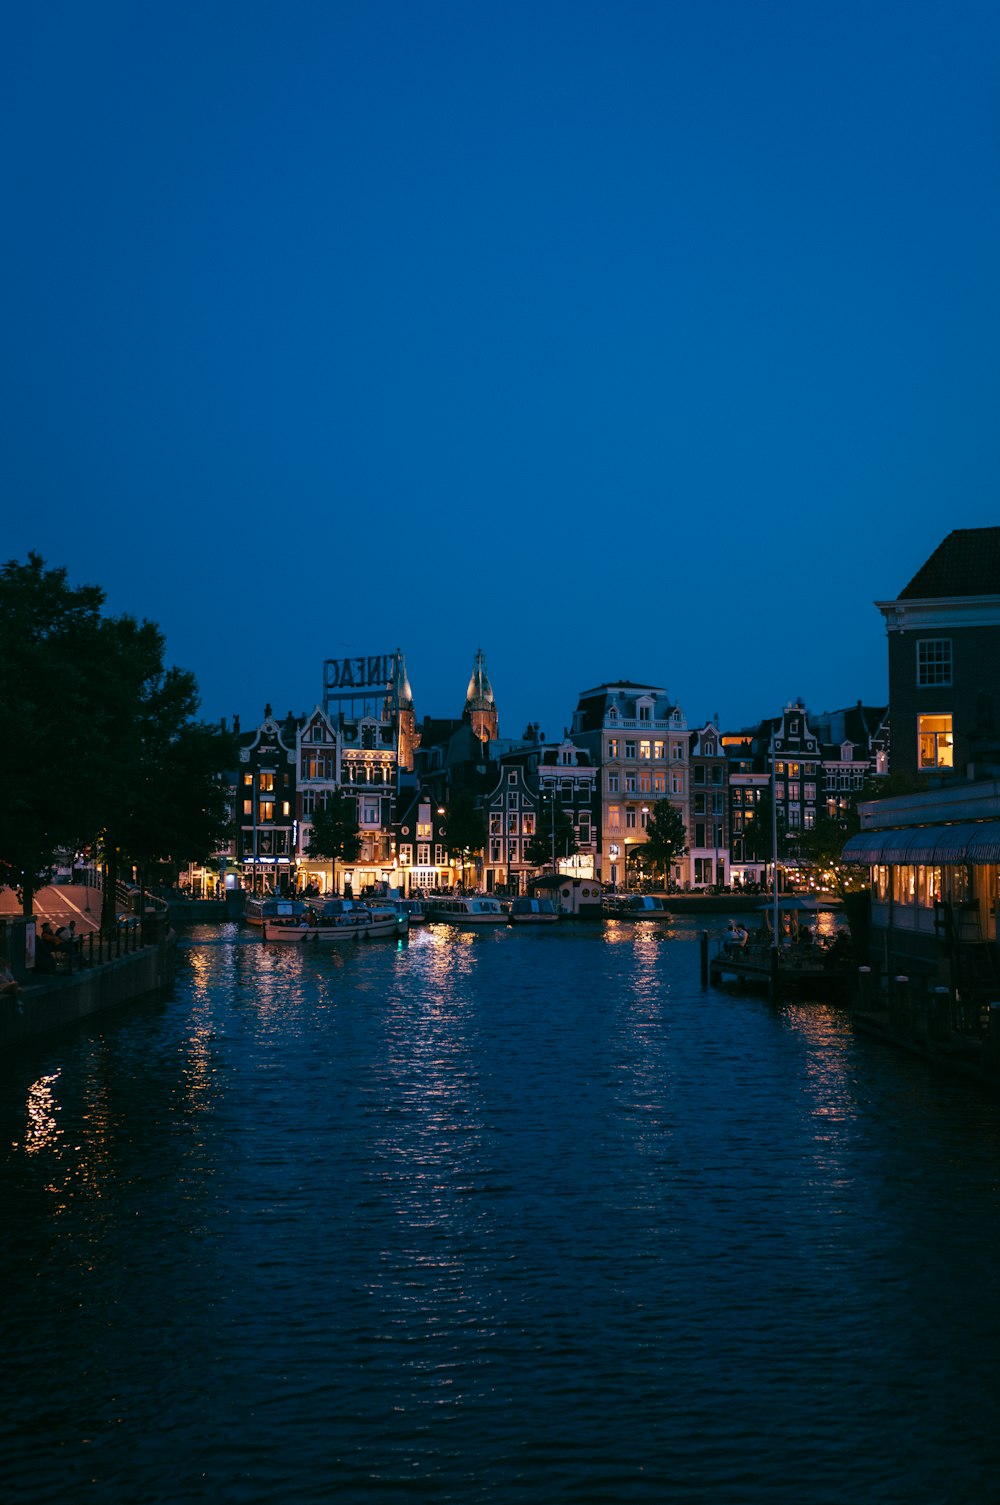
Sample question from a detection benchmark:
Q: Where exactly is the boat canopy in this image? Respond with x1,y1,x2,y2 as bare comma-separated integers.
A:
841,821,1000,865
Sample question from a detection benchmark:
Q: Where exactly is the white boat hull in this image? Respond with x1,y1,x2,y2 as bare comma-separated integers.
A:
263,914,405,943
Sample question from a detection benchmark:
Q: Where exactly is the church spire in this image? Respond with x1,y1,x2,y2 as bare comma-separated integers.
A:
463,647,498,744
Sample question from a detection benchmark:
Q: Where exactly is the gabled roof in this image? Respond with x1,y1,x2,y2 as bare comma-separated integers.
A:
899,529,1000,600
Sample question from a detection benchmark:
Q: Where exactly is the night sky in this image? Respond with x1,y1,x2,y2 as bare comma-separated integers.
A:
4,2,999,739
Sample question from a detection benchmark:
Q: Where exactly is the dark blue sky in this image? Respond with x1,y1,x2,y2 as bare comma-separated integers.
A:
4,2,999,739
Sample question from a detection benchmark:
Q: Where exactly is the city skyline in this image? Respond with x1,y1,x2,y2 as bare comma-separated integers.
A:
4,2,998,737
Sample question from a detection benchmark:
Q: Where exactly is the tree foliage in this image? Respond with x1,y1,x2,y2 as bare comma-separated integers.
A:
307,791,362,866
525,795,579,869
0,553,236,918
641,800,688,886
444,791,486,864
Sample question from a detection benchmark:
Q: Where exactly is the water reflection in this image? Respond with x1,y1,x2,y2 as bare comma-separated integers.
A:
20,1071,61,1156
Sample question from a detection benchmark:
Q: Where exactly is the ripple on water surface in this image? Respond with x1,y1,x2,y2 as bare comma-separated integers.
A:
2,922,1000,1503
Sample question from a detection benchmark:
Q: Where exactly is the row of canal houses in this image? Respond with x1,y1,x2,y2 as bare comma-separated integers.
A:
218,641,889,900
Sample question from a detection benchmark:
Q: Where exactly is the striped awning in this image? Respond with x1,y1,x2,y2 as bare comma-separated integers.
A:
842,822,1000,865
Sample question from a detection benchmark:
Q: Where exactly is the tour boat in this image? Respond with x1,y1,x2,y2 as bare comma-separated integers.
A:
262,906,407,943
604,894,671,919
424,895,507,924
508,897,559,925
245,896,305,927
396,899,428,924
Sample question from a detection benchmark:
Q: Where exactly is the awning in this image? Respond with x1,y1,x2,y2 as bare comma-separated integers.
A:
841,822,1000,865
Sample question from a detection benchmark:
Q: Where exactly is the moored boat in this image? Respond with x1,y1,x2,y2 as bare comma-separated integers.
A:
396,899,428,924
508,897,558,925
262,906,406,943
604,894,671,919
245,896,305,927
424,895,507,924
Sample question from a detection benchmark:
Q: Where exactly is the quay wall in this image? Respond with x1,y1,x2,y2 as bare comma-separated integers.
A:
0,937,176,1050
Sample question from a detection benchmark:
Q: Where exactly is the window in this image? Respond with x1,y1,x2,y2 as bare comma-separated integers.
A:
694,766,706,785
917,639,952,687
282,801,290,817
509,793,519,809
654,740,665,760
694,793,706,815
654,772,666,793
804,782,816,802
703,740,716,756
435,844,444,865
522,814,535,835
508,840,519,862
578,813,591,842
640,808,650,830
712,767,723,785
695,823,706,847
625,807,637,828
489,812,502,835
918,713,953,770
607,771,620,793
259,772,275,792
417,843,430,865
671,742,683,761
624,741,636,760
638,703,651,721
259,799,274,822
713,793,724,814
639,771,651,794
625,772,637,793
804,808,815,829
507,814,519,833
363,802,379,824
639,740,651,759
490,840,502,862
732,789,743,805
670,771,684,795
609,804,621,827
788,782,800,802
243,799,252,816
243,772,253,786
607,738,619,759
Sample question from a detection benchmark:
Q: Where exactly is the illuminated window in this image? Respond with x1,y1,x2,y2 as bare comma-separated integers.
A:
607,738,619,759
508,840,519,862
918,714,953,769
399,845,411,864
417,843,430,865
243,799,252,816
282,801,290,817
625,772,637,793
654,740,664,760
917,639,952,687
654,772,666,793
639,740,651,759
258,799,274,822
259,772,275,792
490,813,502,834
639,771,651,794
243,772,253,786
609,804,621,827
522,814,535,835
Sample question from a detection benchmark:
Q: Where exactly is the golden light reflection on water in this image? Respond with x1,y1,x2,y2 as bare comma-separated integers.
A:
20,1071,62,1156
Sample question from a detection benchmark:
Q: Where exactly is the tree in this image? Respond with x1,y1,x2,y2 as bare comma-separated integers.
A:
307,791,362,892
641,800,688,889
0,554,237,921
444,790,485,886
0,554,115,915
525,794,579,870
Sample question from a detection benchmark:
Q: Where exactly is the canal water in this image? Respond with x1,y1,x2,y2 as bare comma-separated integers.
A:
2,921,999,1504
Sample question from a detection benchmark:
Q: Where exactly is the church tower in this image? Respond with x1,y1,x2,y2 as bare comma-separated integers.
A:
389,650,419,772
463,648,498,745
